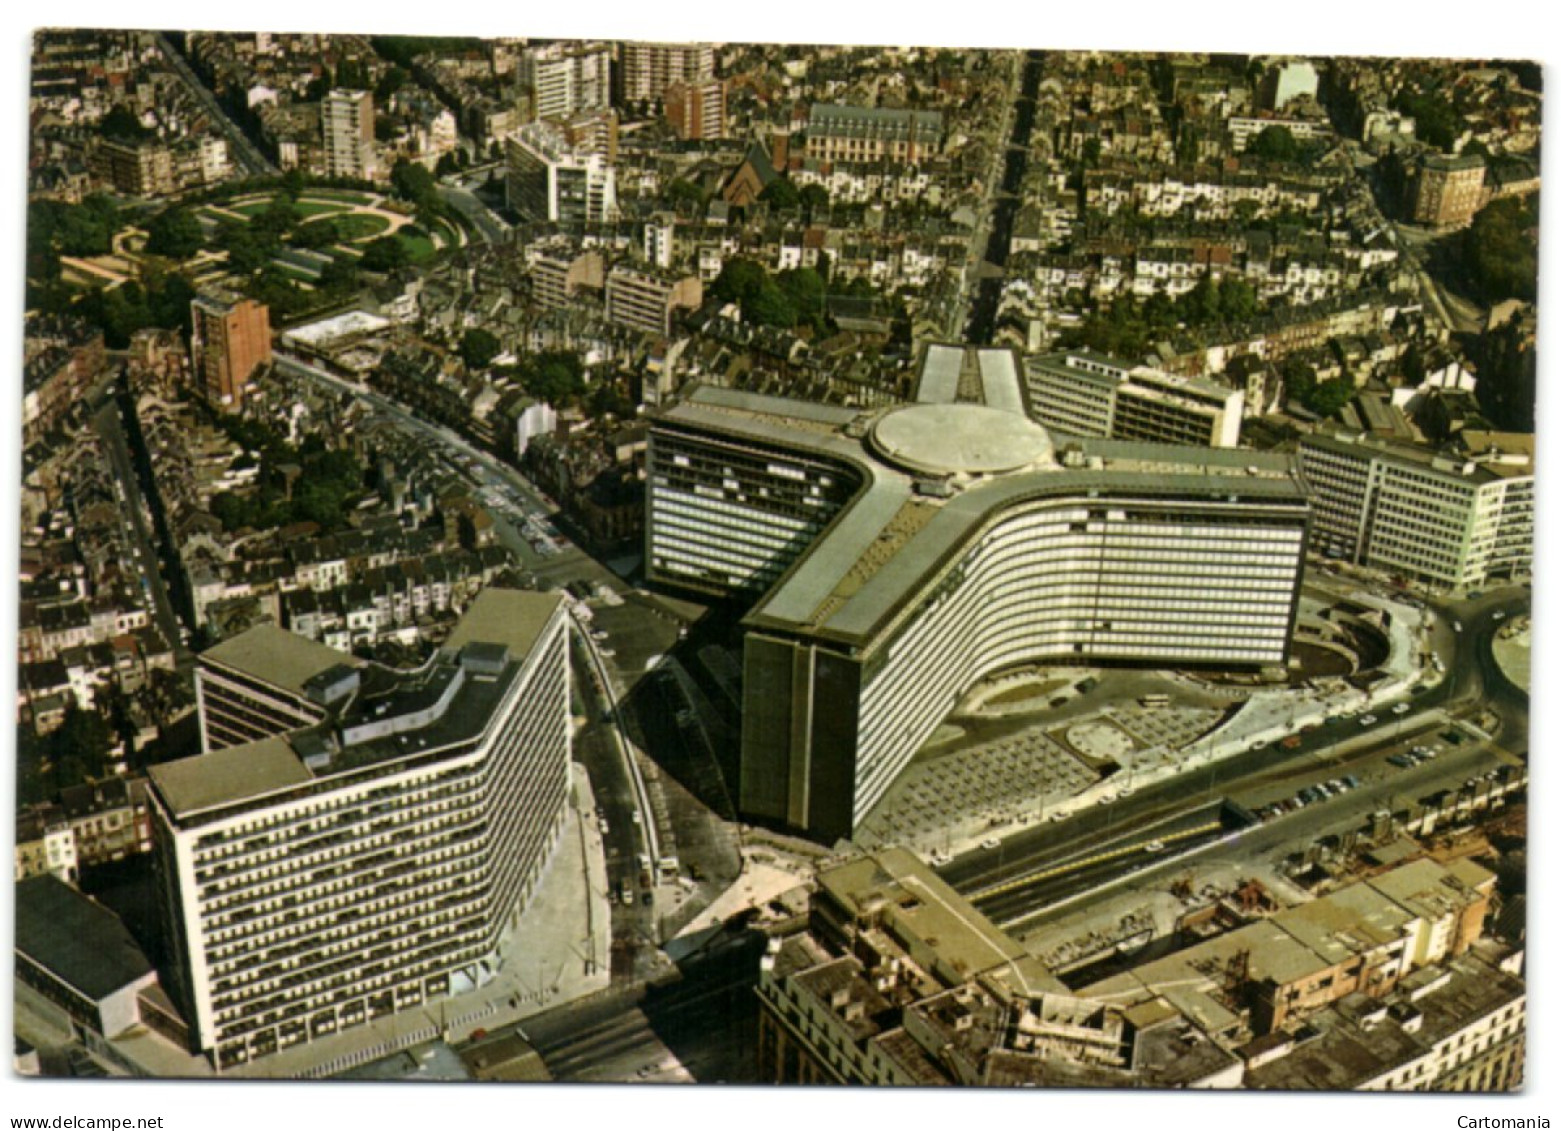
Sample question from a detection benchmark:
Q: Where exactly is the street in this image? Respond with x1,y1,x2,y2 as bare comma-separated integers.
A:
520,931,764,1084
939,587,1528,923
153,32,277,178
91,392,193,670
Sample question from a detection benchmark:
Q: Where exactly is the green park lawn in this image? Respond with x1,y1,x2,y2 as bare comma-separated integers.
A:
230,196,352,220
332,213,393,241
398,233,436,263
301,189,378,205
292,200,351,218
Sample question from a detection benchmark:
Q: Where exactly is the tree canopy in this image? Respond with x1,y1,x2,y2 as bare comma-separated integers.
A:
709,258,828,333
1470,316,1536,432
145,206,205,259
16,708,115,803
391,158,441,212
1066,276,1261,358
1282,356,1354,418
799,183,831,213
664,178,706,212
360,235,410,272
209,418,367,533
27,195,120,278
289,217,341,250
70,270,197,348
1393,89,1461,152
759,178,800,210
1457,196,1538,305
100,103,150,143
459,328,502,370
1247,125,1300,162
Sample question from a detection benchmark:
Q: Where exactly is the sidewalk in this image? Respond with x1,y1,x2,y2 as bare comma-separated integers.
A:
672,859,808,944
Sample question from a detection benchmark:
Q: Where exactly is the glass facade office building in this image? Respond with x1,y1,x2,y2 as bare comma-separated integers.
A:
147,590,570,1069
647,349,1310,842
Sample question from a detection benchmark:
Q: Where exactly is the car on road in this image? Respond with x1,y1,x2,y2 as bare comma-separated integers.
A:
981,838,1000,850
1392,703,1411,715
1493,611,1506,621
1144,839,1165,853
1048,811,1067,822
1359,714,1378,727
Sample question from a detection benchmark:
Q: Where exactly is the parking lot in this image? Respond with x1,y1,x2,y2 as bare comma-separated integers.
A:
858,728,1095,850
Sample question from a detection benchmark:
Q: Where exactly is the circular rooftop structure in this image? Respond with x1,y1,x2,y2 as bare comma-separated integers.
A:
869,403,1055,479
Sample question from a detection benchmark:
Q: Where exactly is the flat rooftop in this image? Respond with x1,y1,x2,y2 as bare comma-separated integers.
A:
870,403,1055,478
148,735,316,820
200,624,365,696
818,847,1051,987
1303,429,1533,485
154,590,562,822
658,384,1307,655
15,875,154,1002
444,587,565,658
1246,952,1524,1090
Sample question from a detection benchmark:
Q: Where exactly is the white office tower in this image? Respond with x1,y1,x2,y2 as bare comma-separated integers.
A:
148,589,570,1070
505,121,618,225
1025,351,1245,448
1299,430,1534,589
518,41,612,121
321,89,375,179
618,42,715,105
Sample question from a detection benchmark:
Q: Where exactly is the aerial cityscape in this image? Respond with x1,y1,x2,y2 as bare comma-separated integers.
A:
14,26,1538,1096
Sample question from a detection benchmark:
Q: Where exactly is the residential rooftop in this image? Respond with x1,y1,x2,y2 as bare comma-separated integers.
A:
1246,952,1524,1091
15,874,154,1002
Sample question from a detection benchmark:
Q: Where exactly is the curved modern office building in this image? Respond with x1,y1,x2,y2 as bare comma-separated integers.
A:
148,589,570,1069
648,346,1311,843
